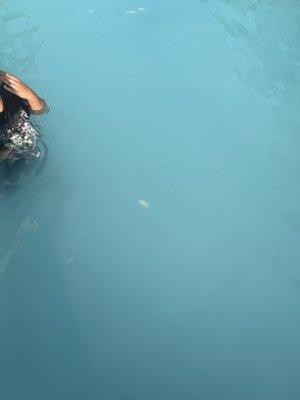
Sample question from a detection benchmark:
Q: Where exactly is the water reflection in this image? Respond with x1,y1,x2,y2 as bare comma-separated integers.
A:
0,215,39,274
212,0,300,107
0,0,43,73
211,0,300,292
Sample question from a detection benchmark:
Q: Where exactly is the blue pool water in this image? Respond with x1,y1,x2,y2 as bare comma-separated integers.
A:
1,1,300,399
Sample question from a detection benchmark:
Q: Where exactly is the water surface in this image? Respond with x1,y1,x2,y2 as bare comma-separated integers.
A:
1,1,300,399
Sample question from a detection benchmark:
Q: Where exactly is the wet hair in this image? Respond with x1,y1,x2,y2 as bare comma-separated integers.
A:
0,83,30,124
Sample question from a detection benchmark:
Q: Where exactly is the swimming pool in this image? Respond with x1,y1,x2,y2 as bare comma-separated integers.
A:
1,1,300,399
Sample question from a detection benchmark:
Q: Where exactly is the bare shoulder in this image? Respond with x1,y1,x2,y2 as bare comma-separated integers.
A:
0,96,3,112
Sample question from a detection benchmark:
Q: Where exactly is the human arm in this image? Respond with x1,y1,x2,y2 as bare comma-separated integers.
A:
1,72,48,115
25,92,48,115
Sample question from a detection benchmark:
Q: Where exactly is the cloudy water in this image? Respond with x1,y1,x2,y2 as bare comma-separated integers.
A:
1,1,300,399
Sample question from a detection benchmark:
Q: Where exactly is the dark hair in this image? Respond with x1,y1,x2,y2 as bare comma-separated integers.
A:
0,83,30,124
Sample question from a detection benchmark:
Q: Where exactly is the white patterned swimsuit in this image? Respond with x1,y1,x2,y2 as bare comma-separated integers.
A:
0,108,40,162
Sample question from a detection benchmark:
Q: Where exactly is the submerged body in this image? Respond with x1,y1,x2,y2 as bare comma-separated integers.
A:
0,107,42,163
0,70,48,192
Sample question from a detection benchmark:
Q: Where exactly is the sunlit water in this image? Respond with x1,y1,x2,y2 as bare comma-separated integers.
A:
1,1,300,399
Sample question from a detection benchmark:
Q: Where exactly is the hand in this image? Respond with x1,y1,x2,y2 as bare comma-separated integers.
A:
1,72,35,100
0,70,6,85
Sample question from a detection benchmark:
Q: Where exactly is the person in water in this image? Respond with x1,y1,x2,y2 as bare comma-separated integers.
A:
0,70,48,193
